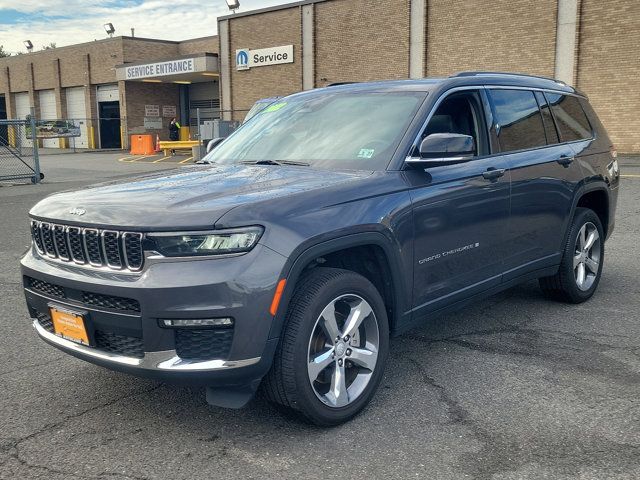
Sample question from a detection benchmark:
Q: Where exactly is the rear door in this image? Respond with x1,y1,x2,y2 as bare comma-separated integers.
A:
406,88,511,315
486,88,584,280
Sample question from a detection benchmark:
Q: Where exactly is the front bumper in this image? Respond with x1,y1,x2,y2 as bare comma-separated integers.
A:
22,243,286,387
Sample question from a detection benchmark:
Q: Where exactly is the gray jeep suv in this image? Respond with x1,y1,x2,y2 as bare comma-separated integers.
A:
22,72,619,425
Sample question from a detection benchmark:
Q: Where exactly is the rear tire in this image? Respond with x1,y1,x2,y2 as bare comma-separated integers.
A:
262,267,389,426
539,207,604,303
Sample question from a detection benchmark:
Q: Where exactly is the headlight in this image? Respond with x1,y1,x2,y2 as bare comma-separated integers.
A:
148,226,263,257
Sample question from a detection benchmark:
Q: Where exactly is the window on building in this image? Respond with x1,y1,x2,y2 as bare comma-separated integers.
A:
490,89,547,152
534,91,559,145
545,93,592,142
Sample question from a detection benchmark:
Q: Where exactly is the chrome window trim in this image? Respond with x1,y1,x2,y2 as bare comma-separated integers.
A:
405,84,593,162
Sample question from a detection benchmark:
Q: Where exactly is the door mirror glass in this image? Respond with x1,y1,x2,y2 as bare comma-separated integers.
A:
407,133,475,167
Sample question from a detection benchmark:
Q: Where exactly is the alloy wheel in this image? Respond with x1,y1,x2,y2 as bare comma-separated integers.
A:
573,221,601,291
307,294,380,408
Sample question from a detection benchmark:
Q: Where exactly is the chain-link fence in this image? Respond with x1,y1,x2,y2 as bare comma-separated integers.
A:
0,119,42,184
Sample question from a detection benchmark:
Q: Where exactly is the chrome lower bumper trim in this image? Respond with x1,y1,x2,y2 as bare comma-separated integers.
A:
33,320,260,371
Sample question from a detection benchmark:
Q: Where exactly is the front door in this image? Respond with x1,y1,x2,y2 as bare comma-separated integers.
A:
407,89,511,316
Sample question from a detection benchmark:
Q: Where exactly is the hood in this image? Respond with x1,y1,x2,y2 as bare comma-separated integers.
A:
30,164,372,230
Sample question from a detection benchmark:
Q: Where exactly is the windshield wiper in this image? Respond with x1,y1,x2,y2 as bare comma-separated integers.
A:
240,160,310,166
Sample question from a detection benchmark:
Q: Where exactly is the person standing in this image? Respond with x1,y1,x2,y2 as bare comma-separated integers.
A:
168,117,180,155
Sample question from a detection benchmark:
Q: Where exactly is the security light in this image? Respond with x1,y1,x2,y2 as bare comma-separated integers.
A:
104,23,115,37
23,40,33,52
226,0,240,10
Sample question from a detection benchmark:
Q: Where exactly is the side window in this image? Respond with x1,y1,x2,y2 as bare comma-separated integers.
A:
545,93,593,142
489,89,547,152
419,90,489,157
534,91,559,144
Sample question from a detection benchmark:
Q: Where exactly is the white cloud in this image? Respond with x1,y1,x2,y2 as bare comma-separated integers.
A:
0,0,286,54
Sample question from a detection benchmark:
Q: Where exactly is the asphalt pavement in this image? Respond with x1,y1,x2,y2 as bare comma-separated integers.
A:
0,152,638,479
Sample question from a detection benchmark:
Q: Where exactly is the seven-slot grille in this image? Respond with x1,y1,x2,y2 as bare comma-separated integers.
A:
30,220,144,271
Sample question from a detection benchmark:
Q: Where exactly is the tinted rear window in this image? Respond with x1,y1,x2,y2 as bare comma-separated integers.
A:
545,93,592,142
490,89,547,152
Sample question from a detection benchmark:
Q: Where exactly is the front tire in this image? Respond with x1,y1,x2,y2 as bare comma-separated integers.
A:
263,267,389,426
539,207,605,303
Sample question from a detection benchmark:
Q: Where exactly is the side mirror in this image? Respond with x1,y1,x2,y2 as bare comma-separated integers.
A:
206,137,225,153
406,133,475,167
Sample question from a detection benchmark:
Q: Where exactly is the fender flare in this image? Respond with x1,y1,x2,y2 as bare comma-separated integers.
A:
267,230,409,340
562,180,610,243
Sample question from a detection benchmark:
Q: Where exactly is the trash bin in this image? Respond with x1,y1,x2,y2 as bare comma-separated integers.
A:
130,134,155,155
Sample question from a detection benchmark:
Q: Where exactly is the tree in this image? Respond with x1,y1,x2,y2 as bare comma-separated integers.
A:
41,42,56,51
0,45,11,58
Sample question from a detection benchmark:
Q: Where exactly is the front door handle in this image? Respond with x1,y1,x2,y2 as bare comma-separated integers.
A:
482,168,506,180
557,155,575,167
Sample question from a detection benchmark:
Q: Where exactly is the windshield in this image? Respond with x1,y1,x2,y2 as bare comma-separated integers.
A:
204,91,426,170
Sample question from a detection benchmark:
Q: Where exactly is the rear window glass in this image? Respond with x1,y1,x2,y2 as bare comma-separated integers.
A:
490,89,547,152
534,91,559,144
545,93,592,142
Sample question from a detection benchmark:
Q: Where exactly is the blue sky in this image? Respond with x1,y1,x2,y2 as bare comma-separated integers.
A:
0,0,287,54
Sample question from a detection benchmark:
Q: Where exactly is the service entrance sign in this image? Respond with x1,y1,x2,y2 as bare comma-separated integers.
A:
236,45,294,70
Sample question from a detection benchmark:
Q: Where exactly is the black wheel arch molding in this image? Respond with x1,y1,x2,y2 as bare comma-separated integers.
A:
267,228,411,341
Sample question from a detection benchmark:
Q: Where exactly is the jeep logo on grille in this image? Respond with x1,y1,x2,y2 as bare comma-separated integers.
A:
68,207,86,216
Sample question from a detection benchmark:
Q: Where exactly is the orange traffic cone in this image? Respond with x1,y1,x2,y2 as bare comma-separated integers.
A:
154,134,161,153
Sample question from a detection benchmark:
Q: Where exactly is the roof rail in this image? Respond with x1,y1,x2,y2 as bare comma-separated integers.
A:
450,71,566,86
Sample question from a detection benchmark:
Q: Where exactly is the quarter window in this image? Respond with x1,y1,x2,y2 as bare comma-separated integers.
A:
490,89,547,152
545,93,592,142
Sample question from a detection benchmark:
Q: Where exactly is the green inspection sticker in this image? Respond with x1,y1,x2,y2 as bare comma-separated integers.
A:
264,102,287,113
357,148,375,159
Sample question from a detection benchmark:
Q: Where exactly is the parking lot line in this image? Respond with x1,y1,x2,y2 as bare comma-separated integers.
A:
118,154,157,163
621,174,640,178
179,156,194,164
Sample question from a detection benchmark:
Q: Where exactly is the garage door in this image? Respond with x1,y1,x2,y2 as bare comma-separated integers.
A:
13,92,32,147
39,90,58,148
96,84,119,103
66,87,88,148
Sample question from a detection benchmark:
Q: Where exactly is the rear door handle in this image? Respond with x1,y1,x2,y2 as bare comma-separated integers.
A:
482,168,506,180
557,155,574,167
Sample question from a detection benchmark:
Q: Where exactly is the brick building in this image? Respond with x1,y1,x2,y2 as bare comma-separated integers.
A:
0,36,219,149
0,0,638,152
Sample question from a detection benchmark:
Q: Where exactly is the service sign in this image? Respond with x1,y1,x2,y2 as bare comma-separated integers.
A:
163,105,177,118
236,45,294,71
125,58,196,79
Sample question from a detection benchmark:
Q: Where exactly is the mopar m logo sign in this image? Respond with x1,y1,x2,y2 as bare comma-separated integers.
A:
235,45,294,71
236,49,249,70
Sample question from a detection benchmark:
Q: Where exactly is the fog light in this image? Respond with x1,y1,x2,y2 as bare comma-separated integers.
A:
161,318,234,328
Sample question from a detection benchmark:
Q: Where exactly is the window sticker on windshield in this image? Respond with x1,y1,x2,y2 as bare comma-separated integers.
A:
357,148,375,159
264,102,287,113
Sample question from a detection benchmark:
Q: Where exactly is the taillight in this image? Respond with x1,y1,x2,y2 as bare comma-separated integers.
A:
610,145,618,159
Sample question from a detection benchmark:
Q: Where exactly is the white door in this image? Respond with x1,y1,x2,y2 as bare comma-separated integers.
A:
13,92,32,147
65,87,88,148
39,90,58,148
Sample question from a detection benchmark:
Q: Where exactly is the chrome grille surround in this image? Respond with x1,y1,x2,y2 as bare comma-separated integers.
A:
29,220,144,272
